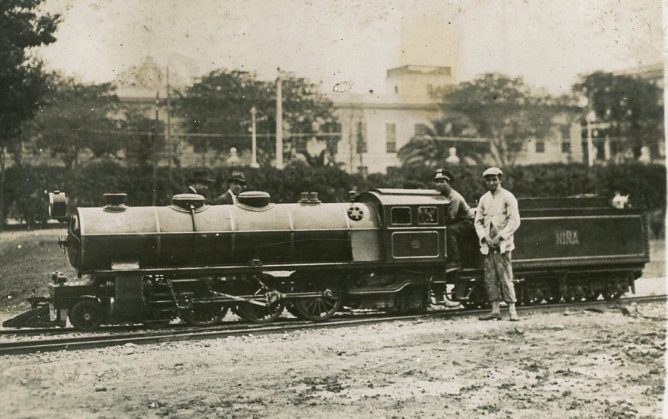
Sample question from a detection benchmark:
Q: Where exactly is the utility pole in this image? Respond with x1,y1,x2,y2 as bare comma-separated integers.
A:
275,69,283,169
166,67,173,193
152,92,160,206
250,107,260,168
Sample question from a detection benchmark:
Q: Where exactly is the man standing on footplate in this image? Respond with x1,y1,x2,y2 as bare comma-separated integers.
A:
433,169,475,272
474,167,521,321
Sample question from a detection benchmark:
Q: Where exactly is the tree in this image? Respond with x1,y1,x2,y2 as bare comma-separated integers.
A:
573,71,664,159
398,118,489,171
0,0,59,227
176,70,338,165
26,74,121,169
118,108,165,167
437,73,559,167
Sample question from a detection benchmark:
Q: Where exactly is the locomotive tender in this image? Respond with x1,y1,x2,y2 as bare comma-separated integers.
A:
4,188,650,331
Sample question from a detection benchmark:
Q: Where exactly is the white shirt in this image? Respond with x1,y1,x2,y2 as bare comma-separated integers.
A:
474,187,521,255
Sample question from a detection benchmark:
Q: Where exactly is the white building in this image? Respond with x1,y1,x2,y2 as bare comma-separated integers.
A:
328,65,582,174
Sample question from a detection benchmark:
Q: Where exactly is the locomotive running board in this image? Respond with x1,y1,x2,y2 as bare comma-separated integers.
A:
90,260,447,277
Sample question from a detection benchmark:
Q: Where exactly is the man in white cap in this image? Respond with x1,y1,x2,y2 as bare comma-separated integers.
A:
433,169,475,272
474,167,521,321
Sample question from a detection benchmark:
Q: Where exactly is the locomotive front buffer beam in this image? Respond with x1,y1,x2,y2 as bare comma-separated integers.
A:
2,272,70,328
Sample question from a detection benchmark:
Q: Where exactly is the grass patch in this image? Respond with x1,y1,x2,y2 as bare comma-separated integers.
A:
0,229,76,310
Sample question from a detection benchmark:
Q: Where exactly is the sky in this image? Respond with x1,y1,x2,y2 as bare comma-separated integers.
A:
38,0,664,95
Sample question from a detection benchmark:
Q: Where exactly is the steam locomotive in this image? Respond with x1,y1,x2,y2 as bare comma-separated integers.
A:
4,188,650,331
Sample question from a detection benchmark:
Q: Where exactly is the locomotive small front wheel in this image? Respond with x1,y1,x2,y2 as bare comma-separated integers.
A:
69,300,105,331
292,278,342,322
180,305,228,327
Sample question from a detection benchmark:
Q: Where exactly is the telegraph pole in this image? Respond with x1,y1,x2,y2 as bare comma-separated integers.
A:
250,107,260,168
275,69,283,169
166,67,173,192
152,92,159,206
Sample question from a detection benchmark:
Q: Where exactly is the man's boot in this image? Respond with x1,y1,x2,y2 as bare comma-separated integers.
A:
508,303,520,321
479,301,502,320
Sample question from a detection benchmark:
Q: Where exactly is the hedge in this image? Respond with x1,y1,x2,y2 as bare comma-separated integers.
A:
2,161,665,229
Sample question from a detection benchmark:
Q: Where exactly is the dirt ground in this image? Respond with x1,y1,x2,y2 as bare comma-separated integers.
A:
0,302,665,419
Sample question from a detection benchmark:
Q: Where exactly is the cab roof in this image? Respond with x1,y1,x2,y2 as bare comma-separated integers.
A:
356,188,450,206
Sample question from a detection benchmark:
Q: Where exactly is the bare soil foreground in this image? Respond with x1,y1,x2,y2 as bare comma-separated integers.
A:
0,302,665,419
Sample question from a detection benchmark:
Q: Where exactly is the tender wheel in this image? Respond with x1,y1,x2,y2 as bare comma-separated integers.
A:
292,278,342,321
69,300,105,331
462,301,482,310
180,304,228,327
586,292,601,302
603,292,623,301
236,302,284,324
546,295,562,304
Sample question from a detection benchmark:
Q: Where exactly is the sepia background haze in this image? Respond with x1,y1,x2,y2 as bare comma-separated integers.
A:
38,0,663,93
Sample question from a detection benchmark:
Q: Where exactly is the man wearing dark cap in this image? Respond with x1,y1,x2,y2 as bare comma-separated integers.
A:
186,170,214,197
474,167,521,321
433,169,475,272
216,171,247,205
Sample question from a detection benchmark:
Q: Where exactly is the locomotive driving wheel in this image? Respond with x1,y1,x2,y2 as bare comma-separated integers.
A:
292,277,342,321
180,304,229,327
236,301,284,324
69,299,105,331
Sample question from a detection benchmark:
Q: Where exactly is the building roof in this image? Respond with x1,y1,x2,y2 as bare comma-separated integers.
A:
387,65,453,77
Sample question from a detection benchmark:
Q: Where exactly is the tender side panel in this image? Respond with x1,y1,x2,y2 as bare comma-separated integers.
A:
513,213,648,268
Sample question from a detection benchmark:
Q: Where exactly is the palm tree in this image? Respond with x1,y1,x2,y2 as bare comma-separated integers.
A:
398,116,488,171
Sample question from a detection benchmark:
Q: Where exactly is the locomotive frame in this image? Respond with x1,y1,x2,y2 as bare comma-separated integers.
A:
4,189,650,331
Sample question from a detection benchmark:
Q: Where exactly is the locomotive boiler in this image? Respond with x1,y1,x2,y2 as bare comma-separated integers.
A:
4,188,650,331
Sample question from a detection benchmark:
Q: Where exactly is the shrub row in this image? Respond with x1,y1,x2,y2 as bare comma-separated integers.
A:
2,162,665,229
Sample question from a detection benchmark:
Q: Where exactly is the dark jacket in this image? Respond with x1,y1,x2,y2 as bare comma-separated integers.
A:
186,186,202,195
215,190,237,205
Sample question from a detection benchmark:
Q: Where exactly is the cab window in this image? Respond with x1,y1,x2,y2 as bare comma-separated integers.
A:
418,206,438,225
391,207,412,225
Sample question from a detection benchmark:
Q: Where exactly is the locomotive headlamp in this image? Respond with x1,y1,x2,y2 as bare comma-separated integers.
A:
48,191,67,220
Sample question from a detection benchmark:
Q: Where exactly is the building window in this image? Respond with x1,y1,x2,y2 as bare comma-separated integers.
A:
356,121,367,153
357,166,368,177
414,123,430,137
386,123,397,153
395,85,399,94
559,125,571,154
535,141,545,153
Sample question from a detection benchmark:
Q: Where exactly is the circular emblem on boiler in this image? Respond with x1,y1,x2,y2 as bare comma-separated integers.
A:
410,240,421,249
347,205,364,221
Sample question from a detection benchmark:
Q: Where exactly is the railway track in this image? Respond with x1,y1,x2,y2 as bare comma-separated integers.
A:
0,295,664,356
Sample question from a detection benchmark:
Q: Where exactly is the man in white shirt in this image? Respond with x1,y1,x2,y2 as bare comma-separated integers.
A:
474,167,521,321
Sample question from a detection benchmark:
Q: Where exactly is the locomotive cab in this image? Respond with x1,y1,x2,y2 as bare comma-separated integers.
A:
356,189,450,262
